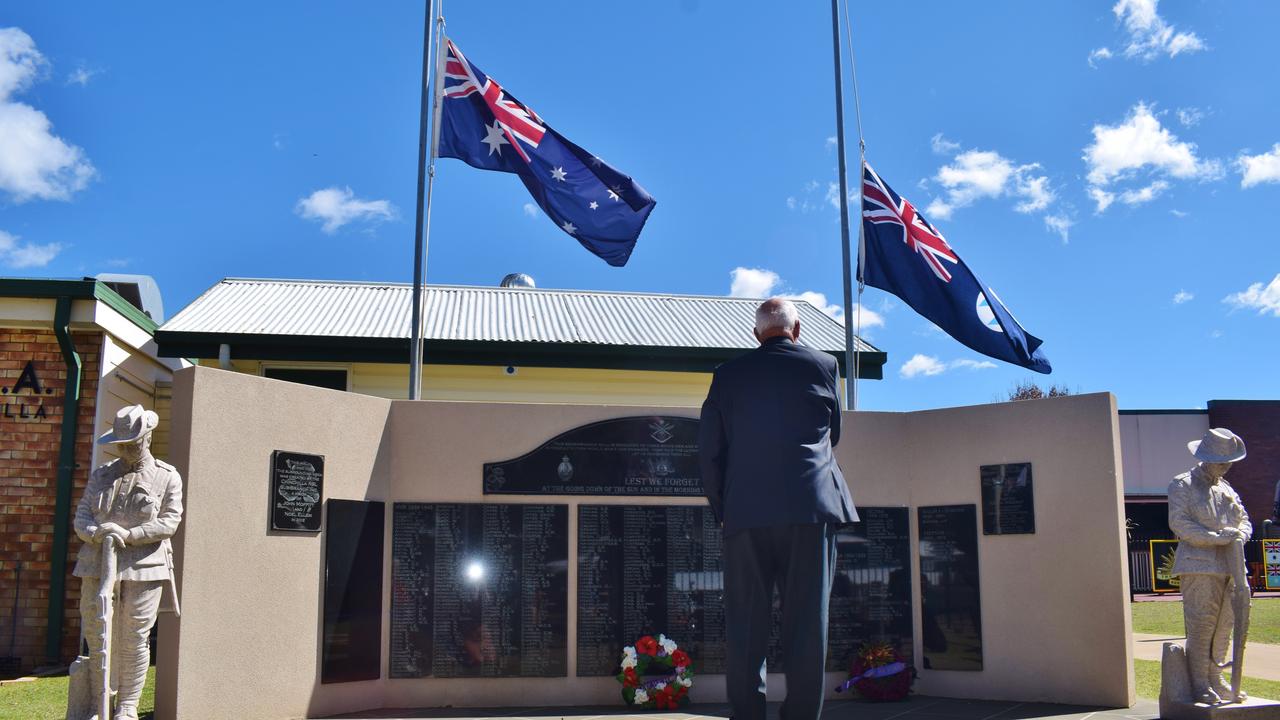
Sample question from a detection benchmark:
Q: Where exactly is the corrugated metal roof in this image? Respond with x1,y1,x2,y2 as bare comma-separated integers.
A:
161,278,880,353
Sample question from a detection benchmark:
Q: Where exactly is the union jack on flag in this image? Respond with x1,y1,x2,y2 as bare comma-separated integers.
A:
858,161,1052,373
863,164,959,282
435,37,656,267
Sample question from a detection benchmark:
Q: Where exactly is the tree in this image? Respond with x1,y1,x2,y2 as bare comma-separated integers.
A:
1005,380,1072,401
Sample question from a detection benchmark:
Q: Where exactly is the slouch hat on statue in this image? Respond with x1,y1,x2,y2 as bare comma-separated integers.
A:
97,404,159,445
1188,428,1246,464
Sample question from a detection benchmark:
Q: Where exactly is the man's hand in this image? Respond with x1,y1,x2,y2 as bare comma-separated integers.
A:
1217,527,1244,544
94,522,128,547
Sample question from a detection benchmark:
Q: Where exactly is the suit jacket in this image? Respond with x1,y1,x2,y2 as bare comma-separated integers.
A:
73,456,183,585
698,336,857,535
1169,466,1252,576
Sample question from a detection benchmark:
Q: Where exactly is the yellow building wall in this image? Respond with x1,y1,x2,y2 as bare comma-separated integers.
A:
199,359,714,407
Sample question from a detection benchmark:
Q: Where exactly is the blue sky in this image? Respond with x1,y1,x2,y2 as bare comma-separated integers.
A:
2,1,1278,412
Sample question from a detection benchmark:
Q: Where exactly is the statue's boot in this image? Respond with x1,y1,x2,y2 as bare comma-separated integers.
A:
1210,672,1246,703
1194,687,1223,705
111,656,147,720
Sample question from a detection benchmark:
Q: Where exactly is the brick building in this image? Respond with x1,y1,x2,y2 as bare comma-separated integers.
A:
0,277,185,673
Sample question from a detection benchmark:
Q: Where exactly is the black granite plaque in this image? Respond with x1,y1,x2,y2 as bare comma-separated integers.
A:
321,499,384,683
577,505,913,676
271,450,324,532
484,416,701,496
390,503,568,678
980,463,1035,535
918,504,982,671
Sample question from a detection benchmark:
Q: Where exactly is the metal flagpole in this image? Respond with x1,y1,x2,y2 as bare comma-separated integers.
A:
830,0,856,410
841,0,868,412
408,0,445,399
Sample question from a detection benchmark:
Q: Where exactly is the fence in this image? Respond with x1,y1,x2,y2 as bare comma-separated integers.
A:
1127,538,1271,596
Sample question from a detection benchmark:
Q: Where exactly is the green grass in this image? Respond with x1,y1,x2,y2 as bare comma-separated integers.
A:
1133,598,1280,645
1136,659,1280,700
0,666,154,720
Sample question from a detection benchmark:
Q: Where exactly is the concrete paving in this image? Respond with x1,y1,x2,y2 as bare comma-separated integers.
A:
318,697,1161,720
1134,634,1280,682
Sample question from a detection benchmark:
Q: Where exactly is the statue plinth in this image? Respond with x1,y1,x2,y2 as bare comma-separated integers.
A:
1162,643,1280,720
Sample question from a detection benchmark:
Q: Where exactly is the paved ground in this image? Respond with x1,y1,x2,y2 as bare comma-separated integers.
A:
319,697,1161,720
1134,633,1280,681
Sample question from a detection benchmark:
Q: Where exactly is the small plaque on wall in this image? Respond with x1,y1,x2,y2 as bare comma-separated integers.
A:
980,463,1035,535
271,450,324,532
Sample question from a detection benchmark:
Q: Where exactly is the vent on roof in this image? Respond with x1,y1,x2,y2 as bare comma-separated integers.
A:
500,273,536,289
95,273,165,322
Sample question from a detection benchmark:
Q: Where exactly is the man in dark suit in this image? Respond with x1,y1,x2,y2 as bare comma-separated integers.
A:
699,298,856,720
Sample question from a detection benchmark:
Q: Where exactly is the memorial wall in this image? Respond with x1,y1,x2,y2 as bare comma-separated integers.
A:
159,367,1132,720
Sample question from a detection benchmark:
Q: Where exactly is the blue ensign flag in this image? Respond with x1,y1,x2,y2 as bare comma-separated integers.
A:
860,163,1052,373
436,38,656,267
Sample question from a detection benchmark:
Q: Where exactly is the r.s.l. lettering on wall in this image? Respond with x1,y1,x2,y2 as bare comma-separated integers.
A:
1,360,56,420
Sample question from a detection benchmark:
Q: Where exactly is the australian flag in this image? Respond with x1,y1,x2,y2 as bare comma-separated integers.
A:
860,162,1052,373
436,38,656,267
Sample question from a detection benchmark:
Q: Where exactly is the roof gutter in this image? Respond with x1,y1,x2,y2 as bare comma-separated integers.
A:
46,296,82,663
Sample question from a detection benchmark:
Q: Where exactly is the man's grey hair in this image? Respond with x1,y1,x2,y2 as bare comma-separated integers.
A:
755,298,799,335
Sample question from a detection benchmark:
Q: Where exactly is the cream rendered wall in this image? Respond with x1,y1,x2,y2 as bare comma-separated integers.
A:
1119,412,1210,496
206,358,713,407
162,369,1131,719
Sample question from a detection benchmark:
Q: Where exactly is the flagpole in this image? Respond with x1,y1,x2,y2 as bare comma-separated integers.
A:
408,0,445,399
830,0,857,410
841,0,868,412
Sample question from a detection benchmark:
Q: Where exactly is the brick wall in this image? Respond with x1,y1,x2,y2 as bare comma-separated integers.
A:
1207,400,1280,533
0,329,100,671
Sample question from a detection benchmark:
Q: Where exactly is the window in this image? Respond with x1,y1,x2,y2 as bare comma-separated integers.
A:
262,367,348,392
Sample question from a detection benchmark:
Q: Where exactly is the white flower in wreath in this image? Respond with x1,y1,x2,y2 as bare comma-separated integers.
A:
659,635,677,655
678,675,693,688
654,682,667,691
634,688,649,704
620,654,638,670
623,645,637,659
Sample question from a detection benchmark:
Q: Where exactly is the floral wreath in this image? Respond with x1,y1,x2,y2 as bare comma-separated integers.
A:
834,641,914,702
616,634,694,709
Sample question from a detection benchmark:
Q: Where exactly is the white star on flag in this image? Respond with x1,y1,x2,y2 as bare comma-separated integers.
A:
551,167,567,182
589,201,598,210
562,221,577,234
607,189,621,201
481,121,509,156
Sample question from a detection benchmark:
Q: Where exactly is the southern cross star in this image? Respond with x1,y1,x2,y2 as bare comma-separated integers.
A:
589,201,599,210
482,121,509,156
551,166,567,182
562,221,577,234
607,188,621,201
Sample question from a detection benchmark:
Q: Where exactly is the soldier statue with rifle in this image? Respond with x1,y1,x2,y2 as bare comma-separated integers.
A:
1168,428,1251,706
67,405,183,720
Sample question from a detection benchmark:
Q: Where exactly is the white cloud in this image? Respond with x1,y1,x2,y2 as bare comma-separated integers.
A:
0,229,62,268
899,354,996,379
930,133,960,155
784,180,825,213
1237,144,1280,188
900,354,946,378
1223,274,1280,317
927,149,1054,220
1118,180,1169,206
825,136,837,151
1111,0,1206,62
1172,290,1193,304
727,268,883,327
295,186,395,234
1170,209,1188,218
1088,47,1114,68
522,202,537,218
0,28,96,203
1044,214,1073,243
729,267,780,298
1083,103,1221,212
65,65,100,86
1176,107,1204,128
825,181,842,210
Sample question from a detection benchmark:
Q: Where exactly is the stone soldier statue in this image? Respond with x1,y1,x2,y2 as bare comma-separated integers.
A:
1168,427,1250,705
67,405,183,720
